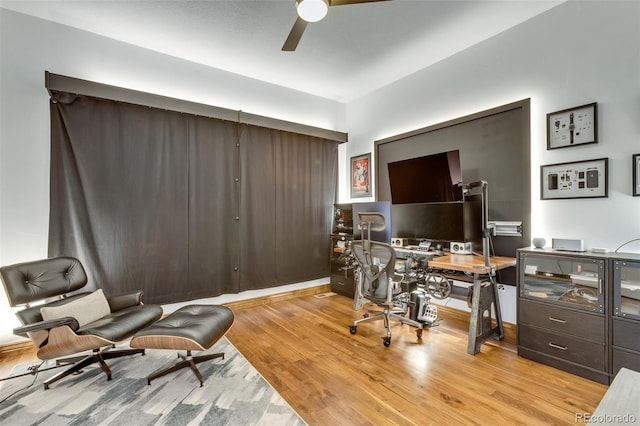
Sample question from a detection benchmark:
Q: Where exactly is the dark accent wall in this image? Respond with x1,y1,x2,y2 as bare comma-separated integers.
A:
375,99,531,285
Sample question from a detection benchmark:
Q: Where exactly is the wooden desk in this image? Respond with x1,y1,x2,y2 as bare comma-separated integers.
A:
428,254,516,275
588,368,640,424
428,253,516,355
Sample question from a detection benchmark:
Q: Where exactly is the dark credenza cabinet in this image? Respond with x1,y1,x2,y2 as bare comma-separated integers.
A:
517,249,608,383
329,202,392,298
611,260,640,375
330,233,356,298
330,204,355,298
517,248,640,384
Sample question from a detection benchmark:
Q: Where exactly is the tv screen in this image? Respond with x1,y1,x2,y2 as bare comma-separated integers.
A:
387,150,463,204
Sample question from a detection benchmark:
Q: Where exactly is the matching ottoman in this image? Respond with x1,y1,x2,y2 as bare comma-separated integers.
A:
130,304,234,386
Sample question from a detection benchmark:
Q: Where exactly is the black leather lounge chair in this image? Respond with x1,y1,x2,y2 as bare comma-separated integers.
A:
0,256,163,389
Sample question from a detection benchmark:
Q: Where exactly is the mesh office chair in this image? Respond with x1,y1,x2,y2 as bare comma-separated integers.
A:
348,212,425,346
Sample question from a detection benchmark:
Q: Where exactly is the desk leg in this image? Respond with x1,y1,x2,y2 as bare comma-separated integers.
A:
492,276,504,339
467,274,504,355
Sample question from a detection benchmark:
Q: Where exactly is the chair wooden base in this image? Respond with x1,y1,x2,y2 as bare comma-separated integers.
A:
43,347,145,390
146,350,225,387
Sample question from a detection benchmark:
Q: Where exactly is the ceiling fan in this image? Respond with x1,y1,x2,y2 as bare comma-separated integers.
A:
282,0,391,51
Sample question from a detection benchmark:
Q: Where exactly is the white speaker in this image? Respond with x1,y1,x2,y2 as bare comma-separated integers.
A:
552,238,586,252
532,237,546,249
450,242,473,255
391,238,408,247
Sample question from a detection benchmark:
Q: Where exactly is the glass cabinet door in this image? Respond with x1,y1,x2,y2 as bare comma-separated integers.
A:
519,253,605,313
330,234,355,277
613,260,640,320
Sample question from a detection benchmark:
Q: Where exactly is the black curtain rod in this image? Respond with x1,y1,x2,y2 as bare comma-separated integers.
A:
44,71,348,143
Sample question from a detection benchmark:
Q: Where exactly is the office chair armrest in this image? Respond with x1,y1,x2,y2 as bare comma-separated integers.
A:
107,291,144,312
13,317,79,338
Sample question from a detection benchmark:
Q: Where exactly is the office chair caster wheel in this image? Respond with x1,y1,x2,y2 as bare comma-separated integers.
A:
349,325,357,334
383,337,391,347
416,328,423,339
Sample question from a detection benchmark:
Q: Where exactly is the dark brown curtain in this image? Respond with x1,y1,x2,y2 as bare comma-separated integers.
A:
239,125,338,290
186,115,241,299
48,93,338,304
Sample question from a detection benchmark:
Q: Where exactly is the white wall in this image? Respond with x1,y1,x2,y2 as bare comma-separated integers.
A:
0,9,346,344
344,1,640,255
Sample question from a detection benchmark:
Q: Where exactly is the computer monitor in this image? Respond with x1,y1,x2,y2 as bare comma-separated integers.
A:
390,202,465,243
353,201,391,243
463,193,484,248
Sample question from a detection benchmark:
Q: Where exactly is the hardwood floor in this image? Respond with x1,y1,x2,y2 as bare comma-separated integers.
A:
0,291,607,425
225,292,607,425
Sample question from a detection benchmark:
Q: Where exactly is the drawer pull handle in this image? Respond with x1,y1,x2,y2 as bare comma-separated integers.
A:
548,317,567,324
548,342,567,351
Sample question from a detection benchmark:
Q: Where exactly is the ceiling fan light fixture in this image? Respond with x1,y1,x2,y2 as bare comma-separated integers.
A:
296,0,329,23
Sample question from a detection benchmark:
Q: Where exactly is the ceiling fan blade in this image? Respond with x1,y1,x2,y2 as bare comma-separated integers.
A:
282,17,308,51
329,0,391,6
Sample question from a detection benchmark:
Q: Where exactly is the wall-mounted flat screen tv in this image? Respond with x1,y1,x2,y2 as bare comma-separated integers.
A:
387,149,463,204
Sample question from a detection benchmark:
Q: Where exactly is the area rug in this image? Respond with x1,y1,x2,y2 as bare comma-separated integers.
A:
0,337,306,425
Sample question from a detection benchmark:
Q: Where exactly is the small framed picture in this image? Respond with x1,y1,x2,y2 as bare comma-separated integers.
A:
547,102,597,150
350,152,371,198
633,154,640,197
541,157,608,200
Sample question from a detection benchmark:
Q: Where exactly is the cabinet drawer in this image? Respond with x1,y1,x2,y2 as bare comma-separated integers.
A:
612,348,640,375
330,273,355,298
519,299,605,343
613,319,640,352
331,261,354,277
519,324,605,370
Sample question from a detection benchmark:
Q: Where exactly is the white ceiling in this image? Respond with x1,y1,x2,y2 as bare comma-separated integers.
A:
1,0,564,102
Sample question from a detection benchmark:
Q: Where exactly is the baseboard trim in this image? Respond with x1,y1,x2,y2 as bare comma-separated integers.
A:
0,283,333,356
223,283,331,311
0,340,33,356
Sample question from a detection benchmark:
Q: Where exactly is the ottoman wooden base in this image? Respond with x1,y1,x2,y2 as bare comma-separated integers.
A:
130,304,234,386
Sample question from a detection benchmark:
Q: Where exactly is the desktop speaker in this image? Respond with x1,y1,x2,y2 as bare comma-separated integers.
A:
391,238,408,247
552,238,586,252
450,242,473,255
532,237,546,249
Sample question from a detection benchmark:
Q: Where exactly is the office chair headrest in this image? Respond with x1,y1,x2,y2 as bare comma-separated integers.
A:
357,212,386,232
